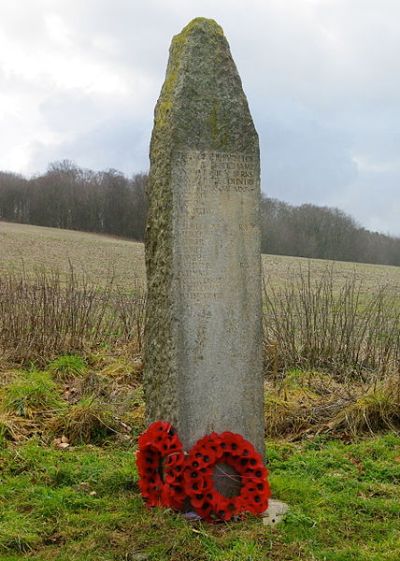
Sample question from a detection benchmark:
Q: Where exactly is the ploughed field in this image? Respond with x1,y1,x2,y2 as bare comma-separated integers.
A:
1,220,400,561
2,220,400,291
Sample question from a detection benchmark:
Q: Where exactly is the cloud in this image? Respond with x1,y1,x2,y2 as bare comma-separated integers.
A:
0,0,400,234
255,98,358,205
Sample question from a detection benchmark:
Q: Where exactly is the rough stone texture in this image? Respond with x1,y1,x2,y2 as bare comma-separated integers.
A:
262,500,289,526
144,18,264,455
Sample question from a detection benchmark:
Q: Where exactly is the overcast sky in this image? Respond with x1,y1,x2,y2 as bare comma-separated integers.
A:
1,0,399,235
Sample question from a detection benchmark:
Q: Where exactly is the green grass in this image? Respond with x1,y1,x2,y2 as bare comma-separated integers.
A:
1,371,65,419
48,355,88,381
1,434,400,560
0,362,399,559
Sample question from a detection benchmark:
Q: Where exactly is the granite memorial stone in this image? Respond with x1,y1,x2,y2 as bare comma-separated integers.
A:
144,18,264,457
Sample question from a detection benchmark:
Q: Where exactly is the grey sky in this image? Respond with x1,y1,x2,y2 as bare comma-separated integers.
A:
1,0,399,235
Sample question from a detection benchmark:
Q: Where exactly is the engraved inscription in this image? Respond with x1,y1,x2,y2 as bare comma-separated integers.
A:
171,148,262,447
175,150,257,192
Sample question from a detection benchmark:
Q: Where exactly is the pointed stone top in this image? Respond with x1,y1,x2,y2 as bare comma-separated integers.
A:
151,17,258,155
175,17,224,39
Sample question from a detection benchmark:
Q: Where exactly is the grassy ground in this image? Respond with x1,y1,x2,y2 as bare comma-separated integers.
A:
2,222,400,560
2,432,400,560
1,360,400,561
2,220,400,292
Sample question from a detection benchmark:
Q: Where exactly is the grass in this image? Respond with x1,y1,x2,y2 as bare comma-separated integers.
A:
0,362,399,560
1,434,399,560
48,355,88,381
1,371,65,419
1,222,400,559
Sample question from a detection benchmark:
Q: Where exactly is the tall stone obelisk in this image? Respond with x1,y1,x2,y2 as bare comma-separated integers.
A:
144,18,264,455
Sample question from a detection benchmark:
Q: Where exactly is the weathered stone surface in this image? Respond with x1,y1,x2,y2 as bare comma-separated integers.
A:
144,18,264,455
261,500,289,526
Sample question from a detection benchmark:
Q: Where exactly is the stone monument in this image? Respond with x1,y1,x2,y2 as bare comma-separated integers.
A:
144,18,264,458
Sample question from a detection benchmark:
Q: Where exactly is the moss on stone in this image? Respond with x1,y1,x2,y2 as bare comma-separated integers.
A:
151,16,258,154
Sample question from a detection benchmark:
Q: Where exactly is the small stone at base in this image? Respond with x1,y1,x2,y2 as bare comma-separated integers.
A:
182,511,203,521
262,499,289,526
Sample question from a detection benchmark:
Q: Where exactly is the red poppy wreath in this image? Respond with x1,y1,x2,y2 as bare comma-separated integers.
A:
136,421,185,510
136,424,271,522
183,431,271,521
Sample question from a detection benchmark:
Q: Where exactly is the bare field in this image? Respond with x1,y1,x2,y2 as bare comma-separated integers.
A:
0,221,145,291
1,220,400,292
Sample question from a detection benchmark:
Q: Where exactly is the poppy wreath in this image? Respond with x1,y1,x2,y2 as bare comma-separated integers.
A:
183,431,271,521
136,421,186,510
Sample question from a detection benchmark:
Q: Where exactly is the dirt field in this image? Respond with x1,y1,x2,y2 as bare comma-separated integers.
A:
1,220,400,292
0,221,145,291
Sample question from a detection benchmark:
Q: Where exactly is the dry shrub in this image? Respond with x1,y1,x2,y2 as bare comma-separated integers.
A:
0,268,145,365
264,267,400,381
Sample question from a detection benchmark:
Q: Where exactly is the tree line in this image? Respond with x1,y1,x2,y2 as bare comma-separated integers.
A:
1,160,400,266
0,161,147,241
260,198,400,266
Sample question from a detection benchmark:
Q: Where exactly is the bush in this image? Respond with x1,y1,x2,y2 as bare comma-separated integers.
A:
0,268,145,364
263,267,400,381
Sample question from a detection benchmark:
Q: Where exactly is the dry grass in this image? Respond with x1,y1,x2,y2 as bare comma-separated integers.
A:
49,396,119,444
327,375,400,435
264,371,348,438
2,220,400,293
264,370,400,439
0,352,145,446
0,410,29,441
0,346,398,450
